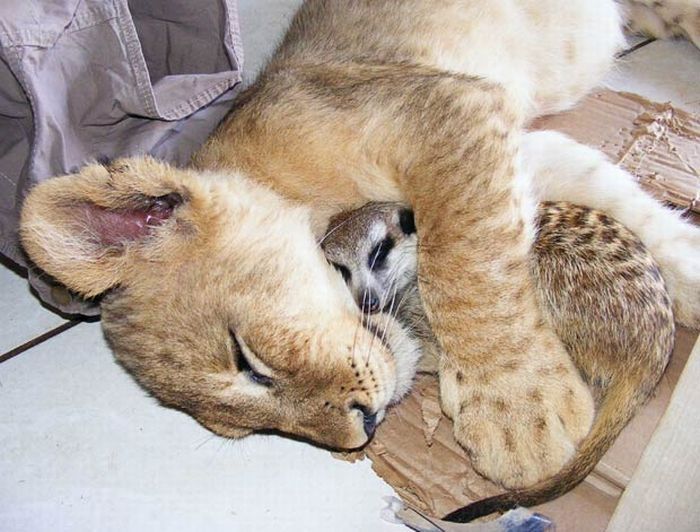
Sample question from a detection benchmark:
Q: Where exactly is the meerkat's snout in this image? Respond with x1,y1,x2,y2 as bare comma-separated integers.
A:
358,289,382,314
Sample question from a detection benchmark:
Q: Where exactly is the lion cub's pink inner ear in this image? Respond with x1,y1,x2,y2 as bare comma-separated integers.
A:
79,193,183,246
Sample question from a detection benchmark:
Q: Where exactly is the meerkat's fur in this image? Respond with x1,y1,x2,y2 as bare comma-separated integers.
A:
19,0,700,492
323,200,674,519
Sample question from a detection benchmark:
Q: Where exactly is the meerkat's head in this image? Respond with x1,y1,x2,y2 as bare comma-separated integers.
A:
19,158,419,450
322,202,423,399
322,202,418,316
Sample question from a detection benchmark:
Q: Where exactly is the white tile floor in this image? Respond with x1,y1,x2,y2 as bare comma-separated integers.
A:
0,323,397,532
604,39,700,115
1,3,699,531
0,264,66,355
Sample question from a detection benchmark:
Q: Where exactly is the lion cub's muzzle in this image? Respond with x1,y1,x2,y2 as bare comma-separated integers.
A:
351,402,379,439
282,404,381,451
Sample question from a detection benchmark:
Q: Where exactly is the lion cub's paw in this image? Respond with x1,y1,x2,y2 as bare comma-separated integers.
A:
439,353,594,489
655,224,700,328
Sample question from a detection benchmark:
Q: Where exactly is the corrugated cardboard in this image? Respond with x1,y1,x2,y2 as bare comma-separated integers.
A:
365,328,697,530
336,91,700,530
531,90,700,213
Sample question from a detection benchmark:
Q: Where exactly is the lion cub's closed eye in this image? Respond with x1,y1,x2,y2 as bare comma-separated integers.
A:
322,200,674,518
230,330,275,387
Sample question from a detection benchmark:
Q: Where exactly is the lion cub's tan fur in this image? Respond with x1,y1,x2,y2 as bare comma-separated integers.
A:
21,158,420,449
19,0,700,491
322,201,674,517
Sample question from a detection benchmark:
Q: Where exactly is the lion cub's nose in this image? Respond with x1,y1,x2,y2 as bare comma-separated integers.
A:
363,411,378,437
351,402,378,438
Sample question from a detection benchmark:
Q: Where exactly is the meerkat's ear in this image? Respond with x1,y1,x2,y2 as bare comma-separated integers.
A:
399,208,416,235
20,157,195,298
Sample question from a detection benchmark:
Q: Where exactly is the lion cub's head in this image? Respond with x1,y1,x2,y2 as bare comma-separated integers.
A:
20,157,419,449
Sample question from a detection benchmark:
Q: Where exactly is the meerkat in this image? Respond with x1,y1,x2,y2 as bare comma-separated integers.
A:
322,201,674,519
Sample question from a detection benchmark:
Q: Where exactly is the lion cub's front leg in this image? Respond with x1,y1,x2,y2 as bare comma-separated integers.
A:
400,80,594,489
417,201,594,488
220,64,595,488
434,300,594,488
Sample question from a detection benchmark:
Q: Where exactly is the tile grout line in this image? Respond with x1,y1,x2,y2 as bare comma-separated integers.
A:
0,320,81,364
616,37,656,59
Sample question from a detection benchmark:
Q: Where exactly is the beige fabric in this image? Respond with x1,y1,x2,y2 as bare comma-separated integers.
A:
0,0,243,314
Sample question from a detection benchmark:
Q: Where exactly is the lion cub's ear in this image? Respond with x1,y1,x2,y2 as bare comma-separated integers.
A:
20,157,196,298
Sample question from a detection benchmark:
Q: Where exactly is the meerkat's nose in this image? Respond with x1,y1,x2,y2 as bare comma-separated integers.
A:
360,291,381,314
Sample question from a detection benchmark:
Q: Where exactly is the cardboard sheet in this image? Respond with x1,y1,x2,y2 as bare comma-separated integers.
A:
364,327,697,530
531,90,700,213
334,91,700,530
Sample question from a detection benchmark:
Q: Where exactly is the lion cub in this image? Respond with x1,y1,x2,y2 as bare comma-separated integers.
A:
322,201,674,519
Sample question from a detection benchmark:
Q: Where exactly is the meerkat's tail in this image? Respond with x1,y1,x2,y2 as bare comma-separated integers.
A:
442,373,664,523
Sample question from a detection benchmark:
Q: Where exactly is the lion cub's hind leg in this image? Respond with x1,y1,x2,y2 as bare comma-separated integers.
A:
623,0,700,48
522,130,700,328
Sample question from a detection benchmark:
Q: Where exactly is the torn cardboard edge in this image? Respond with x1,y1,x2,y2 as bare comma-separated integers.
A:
332,90,700,531
531,90,700,213
360,327,697,532
382,497,554,532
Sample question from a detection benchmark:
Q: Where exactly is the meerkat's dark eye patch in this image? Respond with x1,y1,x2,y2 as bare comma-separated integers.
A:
331,262,352,283
399,209,416,235
229,329,274,387
368,236,394,270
